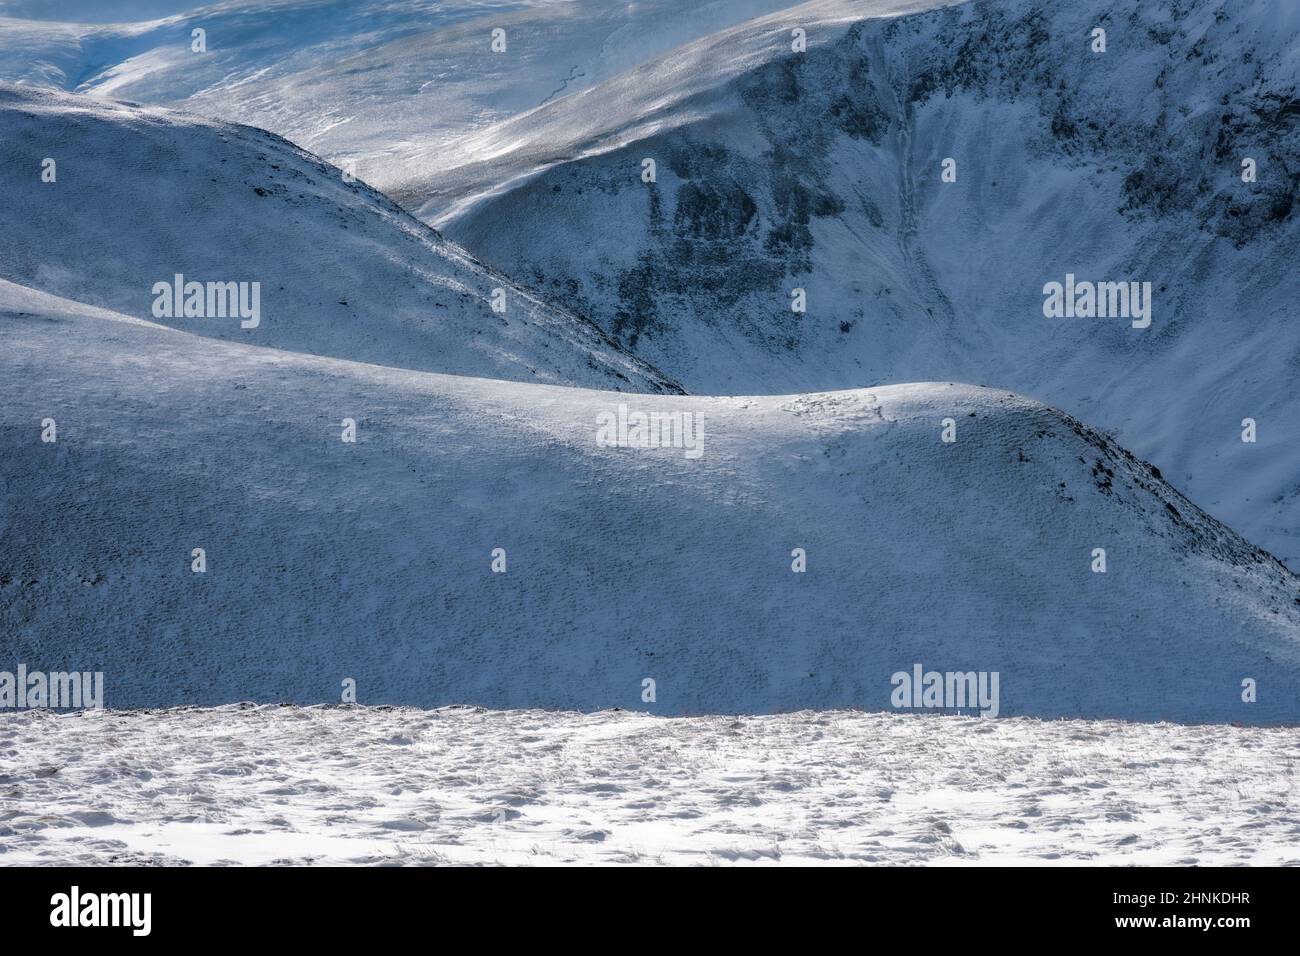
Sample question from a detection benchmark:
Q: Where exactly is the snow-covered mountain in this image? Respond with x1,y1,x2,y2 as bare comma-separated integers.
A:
0,85,675,391
4,278,1298,722
2,1,1297,729
429,0,1300,569
7,1,1293,566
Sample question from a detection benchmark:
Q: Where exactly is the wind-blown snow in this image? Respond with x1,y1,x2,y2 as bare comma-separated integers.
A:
2,704,1298,866
0,0,805,193
3,279,1298,721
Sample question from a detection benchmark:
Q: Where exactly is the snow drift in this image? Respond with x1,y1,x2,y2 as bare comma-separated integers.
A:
3,279,1297,723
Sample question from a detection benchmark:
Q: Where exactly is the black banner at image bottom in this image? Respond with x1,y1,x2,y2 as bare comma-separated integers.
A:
0,866,1277,941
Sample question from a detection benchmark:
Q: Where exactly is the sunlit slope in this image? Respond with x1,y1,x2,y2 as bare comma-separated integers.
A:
3,280,1297,722
0,0,807,194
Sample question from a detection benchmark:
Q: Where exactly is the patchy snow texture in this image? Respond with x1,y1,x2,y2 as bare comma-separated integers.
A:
2,705,1298,866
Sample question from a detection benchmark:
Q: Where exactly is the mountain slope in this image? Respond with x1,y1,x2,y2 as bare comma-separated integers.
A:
0,0,802,195
3,278,1297,722
0,84,676,392
434,0,1300,568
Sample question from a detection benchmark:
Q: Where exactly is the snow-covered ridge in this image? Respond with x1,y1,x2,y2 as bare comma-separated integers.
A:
403,0,960,225
436,0,1300,569
3,281,1297,722
0,84,678,392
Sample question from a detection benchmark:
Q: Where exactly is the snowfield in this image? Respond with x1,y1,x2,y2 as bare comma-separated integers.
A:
4,1,1297,567
2,704,1298,866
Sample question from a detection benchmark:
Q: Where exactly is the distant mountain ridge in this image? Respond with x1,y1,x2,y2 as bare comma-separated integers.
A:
0,85,678,392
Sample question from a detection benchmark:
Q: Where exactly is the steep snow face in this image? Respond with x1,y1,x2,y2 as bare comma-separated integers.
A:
0,0,801,194
3,281,1298,722
0,85,676,392
440,0,1300,568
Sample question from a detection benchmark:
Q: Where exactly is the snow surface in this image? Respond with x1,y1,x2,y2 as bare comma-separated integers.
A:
0,85,676,392
3,278,1298,721
2,704,1298,866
